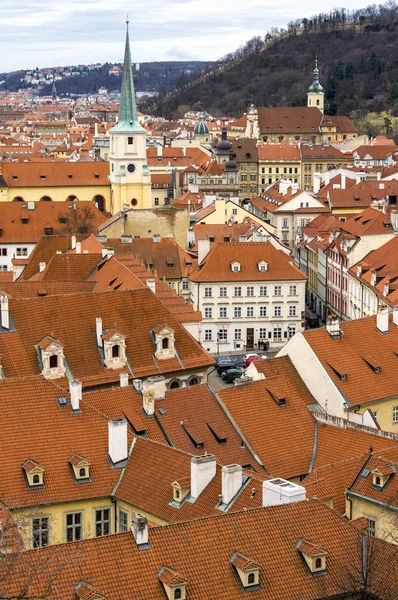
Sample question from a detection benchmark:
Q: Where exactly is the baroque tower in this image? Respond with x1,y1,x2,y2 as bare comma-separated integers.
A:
109,20,152,213
307,59,324,114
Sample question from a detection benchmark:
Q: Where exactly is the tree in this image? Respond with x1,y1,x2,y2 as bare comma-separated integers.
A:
345,61,354,79
59,204,96,235
387,82,398,104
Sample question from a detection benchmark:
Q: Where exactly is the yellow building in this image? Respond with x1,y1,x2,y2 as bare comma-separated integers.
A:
195,197,275,234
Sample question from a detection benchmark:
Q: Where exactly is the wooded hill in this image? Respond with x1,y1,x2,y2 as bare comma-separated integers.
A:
145,2,398,121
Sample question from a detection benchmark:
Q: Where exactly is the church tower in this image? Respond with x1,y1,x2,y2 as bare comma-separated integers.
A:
109,20,152,214
307,59,324,114
51,81,57,104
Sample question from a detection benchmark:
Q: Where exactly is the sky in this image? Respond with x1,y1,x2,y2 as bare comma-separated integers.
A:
1,0,370,72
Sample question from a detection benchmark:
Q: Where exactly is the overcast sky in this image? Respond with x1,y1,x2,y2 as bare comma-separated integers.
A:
1,0,369,72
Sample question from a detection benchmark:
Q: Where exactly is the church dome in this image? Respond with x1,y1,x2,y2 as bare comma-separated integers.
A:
217,126,232,153
224,158,237,170
308,60,324,94
194,116,209,136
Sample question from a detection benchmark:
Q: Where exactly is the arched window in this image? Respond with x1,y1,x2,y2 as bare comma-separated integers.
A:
93,195,105,212
49,355,58,369
316,99,320,106
67,195,78,201
174,589,181,600
33,474,40,484
175,489,180,499
315,558,322,570
79,467,86,478
128,136,133,145
375,476,381,486
189,377,199,386
248,573,255,584
112,345,120,358
13,196,24,202
170,381,180,389
40,196,52,202
162,338,169,350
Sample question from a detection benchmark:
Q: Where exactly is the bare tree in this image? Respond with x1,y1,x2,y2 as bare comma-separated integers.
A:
59,204,96,235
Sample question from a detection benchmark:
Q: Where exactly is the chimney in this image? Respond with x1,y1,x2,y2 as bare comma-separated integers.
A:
152,234,161,243
324,172,330,187
356,173,362,185
142,386,155,416
377,171,382,181
146,279,156,294
71,235,76,250
262,478,306,507
39,262,46,272
313,173,321,195
108,418,128,465
120,372,129,388
191,454,216,499
131,513,149,548
393,306,398,328
0,296,9,330
221,464,242,505
326,314,342,339
96,317,103,346
142,375,166,400
69,379,82,412
391,210,398,232
198,237,211,264
133,378,143,393
157,145,162,158
341,173,346,190
182,146,186,157
76,241,82,255
377,306,389,334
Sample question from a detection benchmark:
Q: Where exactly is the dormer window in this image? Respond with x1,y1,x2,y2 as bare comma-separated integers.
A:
38,335,66,380
296,539,328,576
372,465,395,489
158,567,188,600
102,329,127,369
230,552,261,590
230,261,241,272
171,478,190,505
22,459,45,489
258,260,268,272
69,454,91,483
152,324,176,360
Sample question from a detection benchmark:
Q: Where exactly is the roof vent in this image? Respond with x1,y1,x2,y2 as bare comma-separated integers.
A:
262,478,306,507
326,314,342,339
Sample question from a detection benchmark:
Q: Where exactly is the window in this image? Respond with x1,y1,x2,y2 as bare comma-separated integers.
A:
66,512,82,542
182,280,189,290
0,249,6,256
288,325,296,338
189,377,199,386
79,467,86,478
45,227,53,235
274,286,282,296
375,476,381,487
393,406,398,424
174,590,181,600
367,517,376,537
204,307,212,319
118,509,128,533
112,344,120,357
32,517,49,548
315,558,322,570
162,338,169,350
274,306,281,317
204,287,212,298
170,380,180,389
234,287,242,297
260,286,267,296
218,329,227,342
234,307,242,318
273,327,282,342
154,198,159,206
128,136,133,145
232,208,238,215
204,329,212,341
167,282,174,290
234,329,242,340
248,573,255,585
95,509,110,537
289,306,296,317
220,287,227,297
219,307,227,318
259,328,267,339
49,355,58,369
282,218,288,228
247,286,254,297
247,306,254,317
33,474,40,484
289,285,297,296
260,306,267,317
16,247,28,257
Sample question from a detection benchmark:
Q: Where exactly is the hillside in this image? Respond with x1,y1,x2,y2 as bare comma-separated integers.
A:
146,3,398,122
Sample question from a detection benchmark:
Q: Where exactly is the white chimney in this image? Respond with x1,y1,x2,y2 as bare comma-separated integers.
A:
131,513,148,548
0,296,9,330
142,375,166,400
377,306,389,334
146,279,156,294
326,314,342,339
101,248,108,259
76,241,82,255
198,237,211,264
182,146,186,157
133,379,143,393
71,235,76,250
39,262,46,272
356,173,362,185
222,464,242,505
153,234,161,244
324,172,331,186
391,210,398,232
341,173,346,190
191,454,216,499
69,379,82,411
96,317,103,346
394,306,398,328
157,145,162,158
108,418,128,464
120,372,129,388
313,173,321,195
262,478,306,507
142,386,155,416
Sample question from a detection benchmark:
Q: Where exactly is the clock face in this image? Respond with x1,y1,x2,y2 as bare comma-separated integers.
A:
127,163,136,173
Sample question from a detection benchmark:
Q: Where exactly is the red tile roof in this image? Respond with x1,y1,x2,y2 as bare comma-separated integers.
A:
0,162,110,187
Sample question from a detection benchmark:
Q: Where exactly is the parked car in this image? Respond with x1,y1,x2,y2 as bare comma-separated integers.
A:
221,367,245,384
216,356,245,376
244,354,266,367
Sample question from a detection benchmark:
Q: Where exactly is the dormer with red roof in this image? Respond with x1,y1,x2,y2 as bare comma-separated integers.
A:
37,335,66,379
158,567,188,600
102,328,127,369
152,323,176,360
297,539,328,575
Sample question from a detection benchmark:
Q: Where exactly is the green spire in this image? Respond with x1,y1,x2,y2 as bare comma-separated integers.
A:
308,58,323,94
112,19,145,133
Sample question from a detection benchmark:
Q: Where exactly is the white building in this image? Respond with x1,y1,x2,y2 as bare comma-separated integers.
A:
189,240,307,353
